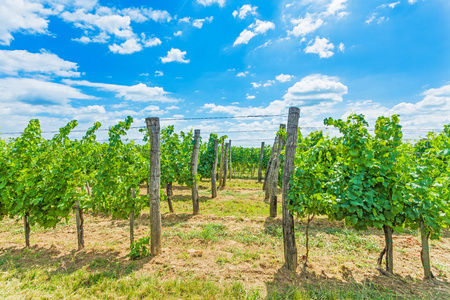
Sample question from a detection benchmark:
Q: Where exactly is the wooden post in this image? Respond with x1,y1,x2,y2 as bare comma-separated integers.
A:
219,139,225,187
229,140,232,180
383,225,394,274
130,188,136,246
166,182,174,213
211,139,219,198
270,128,285,218
146,117,162,256
221,141,229,189
282,107,299,271
24,213,30,248
74,199,84,251
420,220,433,279
191,129,201,215
263,135,278,191
264,136,278,201
258,142,265,182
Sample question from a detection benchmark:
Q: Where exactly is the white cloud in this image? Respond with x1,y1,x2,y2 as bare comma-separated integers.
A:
166,105,179,110
120,7,172,23
236,71,249,77
343,84,450,130
325,0,348,16
366,13,389,25
338,42,345,52
203,74,348,123
246,94,255,99
196,0,226,7
0,0,52,46
276,74,293,82
160,48,190,63
264,80,275,87
233,19,275,46
0,49,80,77
141,33,162,47
289,14,324,37
251,82,261,88
408,0,418,4
63,79,178,102
304,36,335,58
232,4,258,19
192,16,213,28
284,74,348,103
174,31,182,36
155,71,163,77
378,1,401,9
178,17,191,23
109,37,142,54
0,77,93,105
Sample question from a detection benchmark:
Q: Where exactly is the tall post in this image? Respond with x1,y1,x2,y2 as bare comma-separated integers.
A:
191,129,201,215
130,188,136,246
282,107,300,271
211,139,219,198
421,220,433,279
74,200,84,251
258,142,265,182
228,140,232,180
219,139,225,187
264,136,278,201
24,213,30,248
270,126,285,218
263,135,278,191
146,117,162,256
221,141,229,189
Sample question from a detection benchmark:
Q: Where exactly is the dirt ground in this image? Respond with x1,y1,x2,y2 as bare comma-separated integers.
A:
0,179,449,299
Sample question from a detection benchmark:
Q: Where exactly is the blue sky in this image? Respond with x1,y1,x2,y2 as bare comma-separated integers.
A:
0,0,449,145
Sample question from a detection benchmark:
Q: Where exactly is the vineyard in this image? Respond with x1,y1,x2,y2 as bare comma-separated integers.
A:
0,108,449,299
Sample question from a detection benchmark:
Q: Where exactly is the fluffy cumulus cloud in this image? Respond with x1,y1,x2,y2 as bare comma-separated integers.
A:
63,79,178,102
289,14,324,37
0,0,52,46
0,78,93,105
233,19,275,46
0,49,80,77
59,4,169,54
196,0,226,7
283,74,348,103
285,0,349,41
343,84,450,130
203,74,348,122
232,4,258,19
160,48,190,63
192,16,213,28
304,36,335,58
276,74,293,82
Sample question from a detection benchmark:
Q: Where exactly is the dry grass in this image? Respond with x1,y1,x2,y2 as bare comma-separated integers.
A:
0,179,449,299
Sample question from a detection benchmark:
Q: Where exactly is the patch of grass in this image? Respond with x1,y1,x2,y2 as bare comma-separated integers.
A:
0,266,262,299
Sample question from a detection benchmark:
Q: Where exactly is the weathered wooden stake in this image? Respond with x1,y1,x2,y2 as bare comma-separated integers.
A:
211,139,219,198
263,135,278,192
219,139,225,187
24,213,30,248
258,142,265,182
282,107,299,271
146,117,162,256
229,140,232,180
166,182,174,213
270,127,285,218
74,199,84,251
420,220,433,279
130,188,136,246
383,225,394,274
191,129,201,215
221,141,229,189
264,136,278,201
